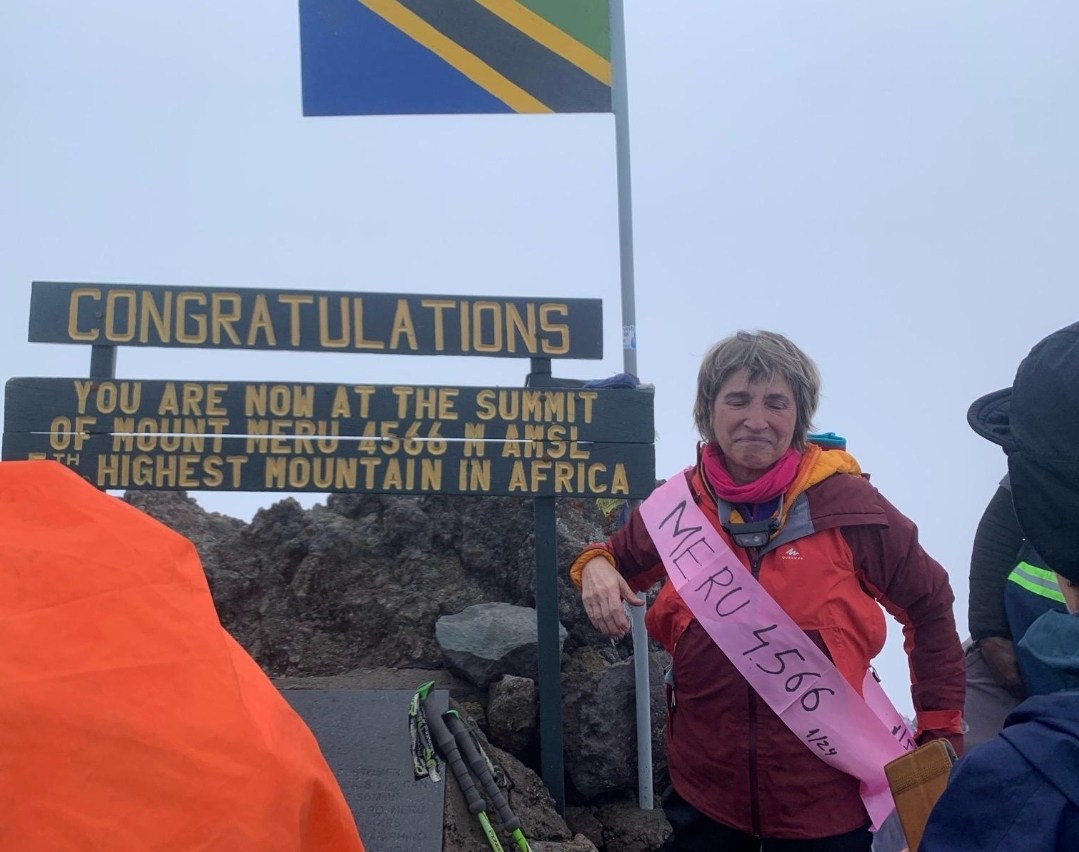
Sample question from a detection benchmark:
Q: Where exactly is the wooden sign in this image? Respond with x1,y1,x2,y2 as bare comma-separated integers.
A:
3,377,655,497
28,282,603,359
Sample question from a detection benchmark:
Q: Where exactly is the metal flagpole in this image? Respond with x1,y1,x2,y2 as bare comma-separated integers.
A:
608,0,653,810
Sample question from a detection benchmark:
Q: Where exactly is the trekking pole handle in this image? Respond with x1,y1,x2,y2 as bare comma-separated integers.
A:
444,711,521,832
421,695,486,817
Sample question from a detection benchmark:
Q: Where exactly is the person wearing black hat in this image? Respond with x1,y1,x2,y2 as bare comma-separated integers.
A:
962,475,1068,749
920,322,1079,851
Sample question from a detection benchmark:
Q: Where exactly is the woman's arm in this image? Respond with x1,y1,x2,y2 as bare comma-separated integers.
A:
845,490,966,752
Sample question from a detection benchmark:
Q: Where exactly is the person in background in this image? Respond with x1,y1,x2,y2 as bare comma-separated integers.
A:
920,321,1079,851
963,474,1067,749
567,330,965,852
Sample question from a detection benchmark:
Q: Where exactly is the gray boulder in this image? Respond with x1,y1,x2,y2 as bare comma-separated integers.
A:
562,654,668,801
594,801,672,852
437,603,568,690
488,674,538,754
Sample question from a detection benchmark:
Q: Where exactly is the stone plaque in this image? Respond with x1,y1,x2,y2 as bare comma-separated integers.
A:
282,688,447,852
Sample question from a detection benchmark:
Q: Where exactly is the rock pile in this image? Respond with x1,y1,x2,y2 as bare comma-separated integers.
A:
127,490,673,851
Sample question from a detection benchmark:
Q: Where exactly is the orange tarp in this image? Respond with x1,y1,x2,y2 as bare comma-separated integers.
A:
0,461,364,851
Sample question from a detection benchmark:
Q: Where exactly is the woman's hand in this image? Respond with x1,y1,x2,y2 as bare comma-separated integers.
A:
580,556,645,639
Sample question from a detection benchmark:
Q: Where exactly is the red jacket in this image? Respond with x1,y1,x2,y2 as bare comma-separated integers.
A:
570,446,964,839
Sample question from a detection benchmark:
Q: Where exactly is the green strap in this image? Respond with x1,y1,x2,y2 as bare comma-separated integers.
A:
1008,561,1066,603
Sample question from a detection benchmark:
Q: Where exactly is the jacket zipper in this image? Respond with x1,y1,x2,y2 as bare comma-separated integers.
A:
748,546,762,837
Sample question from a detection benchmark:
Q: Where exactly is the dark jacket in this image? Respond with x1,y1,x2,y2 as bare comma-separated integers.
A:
920,612,1079,851
570,446,964,839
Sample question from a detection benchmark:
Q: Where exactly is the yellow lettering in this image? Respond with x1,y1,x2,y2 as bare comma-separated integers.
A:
359,457,380,488
318,296,350,348
383,458,403,490
506,303,536,354
288,457,310,488
178,455,199,488
611,463,629,496
468,459,490,492
530,460,551,491
205,383,227,416
139,290,171,343
507,461,528,492
203,455,224,488
498,391,519,421
67,288,101,341
73,380,93,415
524,424,544,459
420,299,455,351
278,294,313,347
392,386,413,419
175,292,207,344
181,383,204,415
389,299,418,350
247,294,277,346
543,392,564,422
246,419,270,453
226,455,246,487
463,422,485,457
521,391,543,422
353,386,375,418
588,463,607,493
158,382,180,415
104,289,137,342
352,298,385,349
502,424,521,458
211,293,242,345
438,388,458,420
246,384,267,416
555,461,574,492
475,389,496,421
112,417,134,451
421,458,441,490
266,457,286,488
472,301,502,353
331,385,351,418
539,303,570,355
579,391,598,423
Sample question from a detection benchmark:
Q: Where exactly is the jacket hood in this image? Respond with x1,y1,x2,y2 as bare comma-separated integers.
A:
1001,688,1079,809
1017,610,1079,693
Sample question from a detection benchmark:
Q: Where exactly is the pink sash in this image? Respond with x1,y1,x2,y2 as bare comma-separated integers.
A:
639,473,915,829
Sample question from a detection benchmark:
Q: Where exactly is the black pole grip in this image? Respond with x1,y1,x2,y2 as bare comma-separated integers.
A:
445,712,521,833
422,695,486,816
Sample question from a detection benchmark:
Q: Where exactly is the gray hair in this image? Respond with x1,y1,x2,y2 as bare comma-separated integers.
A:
694,330,821,451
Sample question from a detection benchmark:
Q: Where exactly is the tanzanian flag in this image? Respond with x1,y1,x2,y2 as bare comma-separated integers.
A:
299,0,612,115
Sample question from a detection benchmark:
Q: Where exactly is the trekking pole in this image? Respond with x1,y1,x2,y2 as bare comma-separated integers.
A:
444,710,533,852
420,693,505,852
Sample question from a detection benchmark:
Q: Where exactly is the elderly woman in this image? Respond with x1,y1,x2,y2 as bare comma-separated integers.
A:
568,331,964,852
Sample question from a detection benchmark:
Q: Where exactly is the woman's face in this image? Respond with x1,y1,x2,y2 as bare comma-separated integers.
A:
711,368,798,483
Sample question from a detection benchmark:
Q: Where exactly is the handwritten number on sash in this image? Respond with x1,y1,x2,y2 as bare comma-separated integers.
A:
742,624,778,656
805,729,838,756
756,648,806,675
784,671,822,692
800,687,836,712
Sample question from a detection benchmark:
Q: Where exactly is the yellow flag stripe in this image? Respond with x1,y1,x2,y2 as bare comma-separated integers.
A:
357,0,553,113
472,0,611,85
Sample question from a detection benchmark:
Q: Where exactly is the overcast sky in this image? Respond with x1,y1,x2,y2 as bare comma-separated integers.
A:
3,1,1078,711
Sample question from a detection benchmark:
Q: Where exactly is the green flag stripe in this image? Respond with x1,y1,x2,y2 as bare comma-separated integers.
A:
514,0,609,59
397,0,611,112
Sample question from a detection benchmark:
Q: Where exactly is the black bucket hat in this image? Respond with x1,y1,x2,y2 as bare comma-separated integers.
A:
967,321,1079,584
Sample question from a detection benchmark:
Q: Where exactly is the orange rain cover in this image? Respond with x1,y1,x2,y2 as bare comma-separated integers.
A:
0,461,365,851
